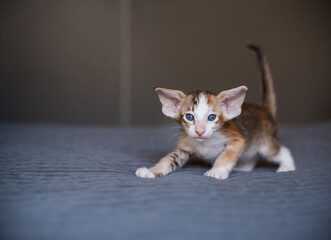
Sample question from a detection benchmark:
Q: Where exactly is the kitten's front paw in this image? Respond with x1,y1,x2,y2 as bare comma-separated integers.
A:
277,165,295,172
135,167,155,178
204,168,229,180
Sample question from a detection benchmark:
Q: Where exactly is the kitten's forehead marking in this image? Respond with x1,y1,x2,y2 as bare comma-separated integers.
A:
194,94,210,121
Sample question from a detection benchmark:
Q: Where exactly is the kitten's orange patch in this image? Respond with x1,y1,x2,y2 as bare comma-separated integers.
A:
221,121,244,142
213,121,245,168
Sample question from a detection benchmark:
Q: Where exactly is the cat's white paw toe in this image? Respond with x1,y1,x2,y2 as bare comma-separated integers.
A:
277,165,295,172
204,168,229,180
135,167,155,178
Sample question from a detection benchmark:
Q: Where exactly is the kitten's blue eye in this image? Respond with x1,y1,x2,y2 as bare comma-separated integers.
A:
185,114,194,121
208,114,217,121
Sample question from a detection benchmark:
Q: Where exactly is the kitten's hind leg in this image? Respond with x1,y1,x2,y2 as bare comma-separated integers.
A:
135,149,190,178
234,157,259,172
259,140,295,172
273,146,295,172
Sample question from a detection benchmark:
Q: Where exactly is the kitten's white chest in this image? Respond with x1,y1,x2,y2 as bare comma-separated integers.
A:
194,142,225,161
189,133,227,161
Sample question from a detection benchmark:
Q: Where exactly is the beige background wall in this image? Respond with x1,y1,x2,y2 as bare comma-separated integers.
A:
1,0,330,125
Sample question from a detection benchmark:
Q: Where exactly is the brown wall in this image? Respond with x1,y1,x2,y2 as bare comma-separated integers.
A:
0,1,120,125
1,0,330,126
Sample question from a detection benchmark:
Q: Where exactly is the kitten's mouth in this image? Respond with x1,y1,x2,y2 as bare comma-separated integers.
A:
194,137,208,142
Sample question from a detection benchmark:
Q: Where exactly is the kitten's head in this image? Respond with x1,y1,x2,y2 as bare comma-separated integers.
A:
155,86,247,142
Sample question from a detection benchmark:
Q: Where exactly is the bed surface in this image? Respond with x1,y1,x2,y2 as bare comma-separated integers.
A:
0,122,331,240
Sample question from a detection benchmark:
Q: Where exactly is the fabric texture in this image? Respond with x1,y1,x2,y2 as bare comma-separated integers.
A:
0,122,331,240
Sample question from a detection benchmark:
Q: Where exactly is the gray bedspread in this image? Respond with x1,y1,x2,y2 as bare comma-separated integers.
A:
0,122,331,240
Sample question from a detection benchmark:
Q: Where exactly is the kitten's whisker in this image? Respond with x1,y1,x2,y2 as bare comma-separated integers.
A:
168,126,182,129
169,132,183,141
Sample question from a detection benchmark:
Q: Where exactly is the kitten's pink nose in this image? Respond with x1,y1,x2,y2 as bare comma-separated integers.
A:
195,129,205,137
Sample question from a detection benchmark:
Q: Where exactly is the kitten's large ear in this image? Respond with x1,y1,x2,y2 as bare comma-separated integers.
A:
155,87,186,119
217,86,248,120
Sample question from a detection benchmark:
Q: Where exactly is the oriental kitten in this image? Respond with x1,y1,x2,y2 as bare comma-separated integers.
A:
136,44,295,180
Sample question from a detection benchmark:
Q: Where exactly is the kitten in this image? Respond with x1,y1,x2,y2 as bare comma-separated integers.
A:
136,44,295,180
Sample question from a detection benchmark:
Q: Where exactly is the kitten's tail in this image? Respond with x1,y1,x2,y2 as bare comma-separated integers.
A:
247,43,276,119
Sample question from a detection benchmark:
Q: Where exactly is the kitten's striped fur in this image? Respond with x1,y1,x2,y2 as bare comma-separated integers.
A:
136,44,295,180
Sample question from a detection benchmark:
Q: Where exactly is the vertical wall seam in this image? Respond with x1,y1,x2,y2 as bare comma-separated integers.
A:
119,0,131,125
